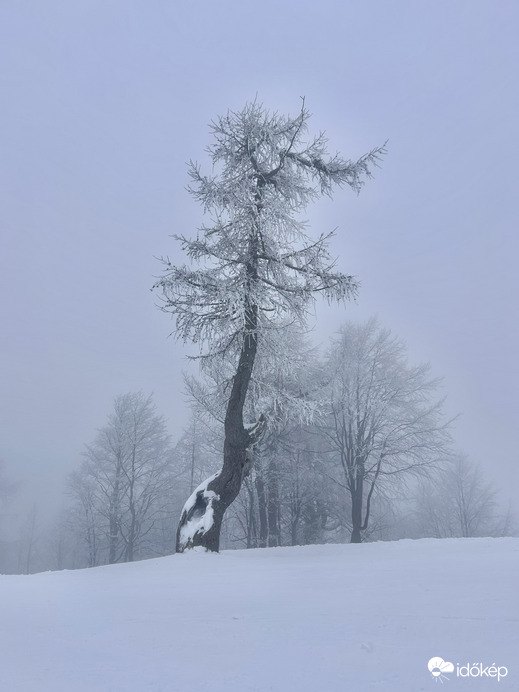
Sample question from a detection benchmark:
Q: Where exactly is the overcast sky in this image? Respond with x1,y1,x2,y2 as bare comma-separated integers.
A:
1,1,518,517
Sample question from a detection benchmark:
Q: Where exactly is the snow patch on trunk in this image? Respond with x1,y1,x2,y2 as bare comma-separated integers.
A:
178,472,220,551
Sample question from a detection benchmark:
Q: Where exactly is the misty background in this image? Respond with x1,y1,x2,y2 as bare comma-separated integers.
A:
1,1,518,528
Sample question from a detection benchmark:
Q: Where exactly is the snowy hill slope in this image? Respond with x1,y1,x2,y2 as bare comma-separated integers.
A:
1,538,518,692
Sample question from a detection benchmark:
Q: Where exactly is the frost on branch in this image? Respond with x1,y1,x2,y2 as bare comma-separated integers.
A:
177,473,220,552
153,100,386,363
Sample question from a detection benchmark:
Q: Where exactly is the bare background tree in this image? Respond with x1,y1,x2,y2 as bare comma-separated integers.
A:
321,318,452,542
67,392,176,565
412,455,517,538
17,503,40,574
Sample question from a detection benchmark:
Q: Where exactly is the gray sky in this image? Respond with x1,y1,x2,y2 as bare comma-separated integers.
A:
1,1,518,516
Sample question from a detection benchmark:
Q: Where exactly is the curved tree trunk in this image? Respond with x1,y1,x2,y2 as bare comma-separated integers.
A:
176,314,266,552
350,478,364,543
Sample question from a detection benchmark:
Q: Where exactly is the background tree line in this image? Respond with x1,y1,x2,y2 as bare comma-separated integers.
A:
1,318,515,574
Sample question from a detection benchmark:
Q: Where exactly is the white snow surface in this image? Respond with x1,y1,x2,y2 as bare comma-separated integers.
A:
1,538,517,691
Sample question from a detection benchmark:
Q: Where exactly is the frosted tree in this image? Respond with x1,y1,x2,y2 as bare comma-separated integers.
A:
413,456,516,538
69,392,175,564
0,462,19,572
323,318,452,543
155,100,385,552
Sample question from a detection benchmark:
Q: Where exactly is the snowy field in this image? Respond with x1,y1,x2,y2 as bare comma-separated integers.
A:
1,538,517,692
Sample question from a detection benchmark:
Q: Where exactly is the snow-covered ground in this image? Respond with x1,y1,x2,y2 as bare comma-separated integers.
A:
1,538,517,691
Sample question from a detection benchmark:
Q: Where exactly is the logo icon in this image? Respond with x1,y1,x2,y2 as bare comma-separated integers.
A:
428,657,454,683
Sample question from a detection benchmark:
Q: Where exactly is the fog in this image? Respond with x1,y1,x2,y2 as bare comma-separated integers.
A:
1,1,517,524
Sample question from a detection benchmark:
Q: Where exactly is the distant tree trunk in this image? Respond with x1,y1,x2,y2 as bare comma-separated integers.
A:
108,462,122,564
19,504,39,574
86,515,98,568
289,450,303,546
255,475,268,548
267,461,281,547
125,447,138,562
290,493,302,546
244,478,257,549
125,509,137,562
350,477,364,543
189,418,196,493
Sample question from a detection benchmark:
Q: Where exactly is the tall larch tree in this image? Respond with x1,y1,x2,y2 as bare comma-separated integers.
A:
154,100,385,552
